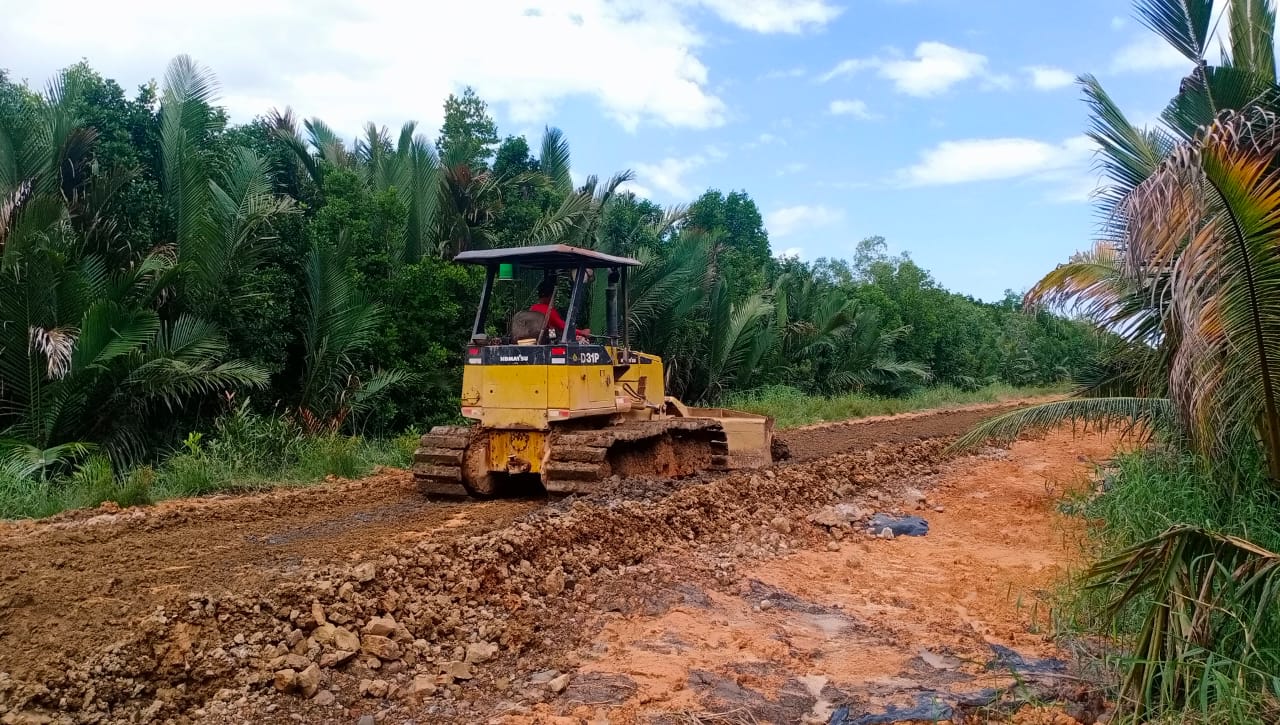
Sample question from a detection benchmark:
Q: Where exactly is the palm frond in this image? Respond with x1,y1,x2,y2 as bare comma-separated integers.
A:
267,107,323,188
538,126,573,195
349,368,415,414
1125,109,1280,475
950,397,1175,451
0,439,96,479
1228,0,1277,81
1087,526,1280,718
1134,0,1214,62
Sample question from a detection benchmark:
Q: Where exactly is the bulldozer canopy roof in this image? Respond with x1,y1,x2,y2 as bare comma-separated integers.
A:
453,244,641,269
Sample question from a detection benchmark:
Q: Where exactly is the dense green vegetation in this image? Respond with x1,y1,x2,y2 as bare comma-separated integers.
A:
0,56,1102,516
958,0,1280,721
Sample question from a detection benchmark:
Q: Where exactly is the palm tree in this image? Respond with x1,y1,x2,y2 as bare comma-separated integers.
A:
434,153,504,257
295,237,409,434
953,4,1280,716
270,114,442,262
958,0,1280,467
0,60,268,466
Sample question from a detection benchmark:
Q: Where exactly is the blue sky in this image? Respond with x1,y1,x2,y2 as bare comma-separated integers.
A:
2,0,1197,300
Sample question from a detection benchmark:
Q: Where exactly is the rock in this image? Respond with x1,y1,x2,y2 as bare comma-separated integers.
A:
311,690,336,707
528,669,560,685
759,599,774,611
297,664,322,698
361,635,402,661
311,601,327,627
465,641,498,664
903,487,927,504
933,505,945,513
269,653,312,671
443,660,474,680
808,503,864,528
548,674,571,694
826,541,841,552
353,562,377,583
358,679,390,698
312,623,336,645
333,627,360,652
406,675,437,702
318,649,356,668
363,616,397,637
879,528,895,539
273,669,297,692
769,516,792,534
358,716,376,725
541,568,566,596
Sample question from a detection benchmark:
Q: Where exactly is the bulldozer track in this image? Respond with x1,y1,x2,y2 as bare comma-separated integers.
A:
544,419,729,494
413,419,732,497
412,425,472,497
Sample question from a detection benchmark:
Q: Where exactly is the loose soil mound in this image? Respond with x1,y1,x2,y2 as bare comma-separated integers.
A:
0,401,1113,725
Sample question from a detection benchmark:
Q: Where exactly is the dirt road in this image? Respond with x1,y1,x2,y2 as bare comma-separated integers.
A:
0,400,1116,725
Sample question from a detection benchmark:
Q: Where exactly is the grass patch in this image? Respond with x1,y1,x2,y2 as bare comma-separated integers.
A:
1057,447,1280,724
725,382,1066,429
0,405,423,520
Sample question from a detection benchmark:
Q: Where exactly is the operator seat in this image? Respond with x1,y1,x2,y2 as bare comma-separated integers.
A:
510,310,549,344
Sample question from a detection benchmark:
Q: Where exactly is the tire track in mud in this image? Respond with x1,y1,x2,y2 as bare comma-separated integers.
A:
0,473,540,684
0,398,1046,722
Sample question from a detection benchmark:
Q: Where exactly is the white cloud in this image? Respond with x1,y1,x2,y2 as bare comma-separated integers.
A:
817,57,879,83
778,247,804,259
633,152,716,198
1045,176,1102,204
760,66,807,80
981,73,1016,91
1025,65,1075,90
899,136,1094,187
697,0,842,33
775,162,809,175
617,180,654,200
881,42,990,96
820,42,994,96
1111,35,1192,73
743,132,786,150
0,0,840,138
765,204,844,238
828,98,877,119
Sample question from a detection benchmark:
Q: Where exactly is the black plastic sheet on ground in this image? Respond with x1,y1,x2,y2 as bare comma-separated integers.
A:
826,689,1000,725
867,513,929,537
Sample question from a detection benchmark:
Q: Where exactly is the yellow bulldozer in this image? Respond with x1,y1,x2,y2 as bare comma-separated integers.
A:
413,244,776,498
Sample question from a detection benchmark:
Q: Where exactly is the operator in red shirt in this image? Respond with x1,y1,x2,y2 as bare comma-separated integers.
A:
530,278,590,342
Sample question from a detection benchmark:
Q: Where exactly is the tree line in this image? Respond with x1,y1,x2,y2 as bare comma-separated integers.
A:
0,57,1103,476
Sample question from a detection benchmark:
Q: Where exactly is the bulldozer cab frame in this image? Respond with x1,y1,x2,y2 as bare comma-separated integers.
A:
415,244,776,499
454,244,641,348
